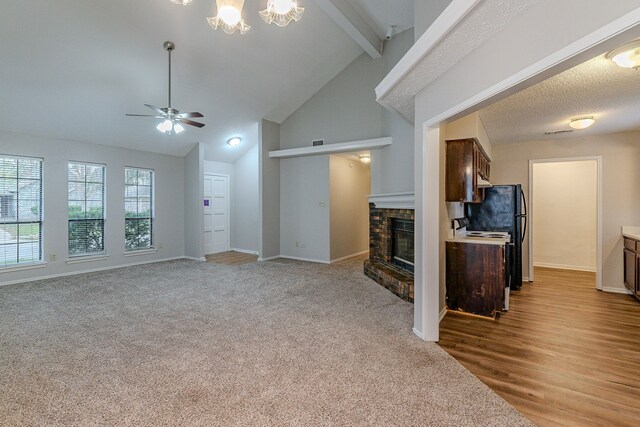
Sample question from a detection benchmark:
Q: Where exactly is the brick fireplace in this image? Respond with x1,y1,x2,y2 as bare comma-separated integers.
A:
364,193,415,302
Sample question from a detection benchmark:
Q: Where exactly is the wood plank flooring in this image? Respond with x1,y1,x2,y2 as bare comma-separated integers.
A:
439,267,640,426
205,251,257,265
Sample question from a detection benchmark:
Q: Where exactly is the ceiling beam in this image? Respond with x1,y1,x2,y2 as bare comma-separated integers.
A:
313,0,383,59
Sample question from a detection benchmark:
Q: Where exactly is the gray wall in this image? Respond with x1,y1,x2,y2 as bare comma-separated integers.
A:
0,131,186,284
414,0,453,41
280,156,331,262
184,143,204,260
259,119,281,260
232,144,259,253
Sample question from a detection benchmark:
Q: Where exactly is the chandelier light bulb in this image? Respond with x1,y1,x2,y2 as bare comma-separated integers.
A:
260,0,304,27
208,0,251,34
218,5,241,26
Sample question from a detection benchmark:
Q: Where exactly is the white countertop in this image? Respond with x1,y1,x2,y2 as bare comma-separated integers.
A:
622,226,640,240
445,231,509,246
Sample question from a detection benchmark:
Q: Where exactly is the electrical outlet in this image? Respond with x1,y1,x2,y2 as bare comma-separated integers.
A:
49,254,57,261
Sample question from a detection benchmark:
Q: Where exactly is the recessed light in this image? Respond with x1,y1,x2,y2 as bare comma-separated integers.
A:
569,117,595,130
607,40,640,69
227,137,241,147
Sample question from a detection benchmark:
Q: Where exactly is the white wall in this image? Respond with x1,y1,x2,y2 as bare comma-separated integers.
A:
280,28,415,195
184,143,204,260
491,132,640,292
0,131,186,284
532,161,597,272
280,156,331,262
204,160,234,177
329,155,370,261
259,119,281,260
232,144,259,253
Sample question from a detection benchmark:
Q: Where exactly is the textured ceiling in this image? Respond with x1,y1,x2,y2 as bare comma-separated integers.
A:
0,0,362,162
479,54,640,144
349,0,414,39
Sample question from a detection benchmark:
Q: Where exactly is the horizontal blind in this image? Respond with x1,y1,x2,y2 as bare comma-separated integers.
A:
125,167,153,250
0,155,43,267
68,162,105,256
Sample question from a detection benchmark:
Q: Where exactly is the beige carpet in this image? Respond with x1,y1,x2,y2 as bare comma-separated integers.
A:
0,258,532,426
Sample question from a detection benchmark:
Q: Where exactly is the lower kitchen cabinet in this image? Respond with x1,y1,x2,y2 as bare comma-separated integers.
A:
446,241,505,317
623,237,640,300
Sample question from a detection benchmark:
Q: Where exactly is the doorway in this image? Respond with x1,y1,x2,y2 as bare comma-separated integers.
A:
529,158,602,289
204,173,230,255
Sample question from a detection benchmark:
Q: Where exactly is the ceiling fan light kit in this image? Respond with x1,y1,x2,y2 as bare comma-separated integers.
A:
126,41,205,134
178,0,302,34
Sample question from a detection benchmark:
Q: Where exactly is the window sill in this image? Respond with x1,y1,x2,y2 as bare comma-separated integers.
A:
124,249,157,257
66,254,110,264
0,262,48,274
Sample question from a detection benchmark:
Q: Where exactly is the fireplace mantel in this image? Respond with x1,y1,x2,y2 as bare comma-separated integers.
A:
368,192,415,210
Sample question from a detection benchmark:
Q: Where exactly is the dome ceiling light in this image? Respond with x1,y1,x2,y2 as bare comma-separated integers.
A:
569,117,596,130
607,40,640,69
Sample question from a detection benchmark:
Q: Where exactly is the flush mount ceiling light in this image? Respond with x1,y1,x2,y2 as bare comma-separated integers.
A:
569,116,596,130
227,137,242,147
259,0,304,27
607,40,640,69
359,154,371,165
169,0,193,5
207,0,251,35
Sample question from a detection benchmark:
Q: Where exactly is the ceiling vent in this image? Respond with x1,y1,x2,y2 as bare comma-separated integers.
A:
544,129,574,135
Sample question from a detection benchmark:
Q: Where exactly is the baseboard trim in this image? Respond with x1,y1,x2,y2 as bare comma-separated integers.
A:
258,255,280,262
533,262,596,272
602,286,633,295
185,256,206,262
412,327,425,340
279,255,330,264
439,307,448,322
0,256,186,287
522,277,530,283
231,248,259,255
330,250,370,264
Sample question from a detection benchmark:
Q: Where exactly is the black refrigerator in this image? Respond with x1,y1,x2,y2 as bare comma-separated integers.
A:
465,185,527,290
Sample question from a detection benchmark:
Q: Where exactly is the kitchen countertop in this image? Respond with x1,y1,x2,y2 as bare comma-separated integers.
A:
622,226,640,240
446,231,509,246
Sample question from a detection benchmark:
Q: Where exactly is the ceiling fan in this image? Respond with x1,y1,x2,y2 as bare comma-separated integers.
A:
126,41,205,134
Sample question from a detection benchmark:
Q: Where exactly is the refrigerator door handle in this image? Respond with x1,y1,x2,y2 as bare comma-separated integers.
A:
520,188,528,241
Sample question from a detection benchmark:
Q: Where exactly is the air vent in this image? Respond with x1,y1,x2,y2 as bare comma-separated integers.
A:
544,129,574,135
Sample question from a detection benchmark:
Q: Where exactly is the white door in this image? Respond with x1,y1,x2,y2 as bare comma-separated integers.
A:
204,174,229,254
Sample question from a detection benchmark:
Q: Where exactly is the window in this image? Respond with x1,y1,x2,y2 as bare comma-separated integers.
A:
0,155,43,267
68,162,105,256
125,168,153,250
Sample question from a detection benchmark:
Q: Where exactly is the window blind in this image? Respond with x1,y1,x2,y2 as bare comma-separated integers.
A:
0,155,43,267
68,162,105,256
125,168,153,250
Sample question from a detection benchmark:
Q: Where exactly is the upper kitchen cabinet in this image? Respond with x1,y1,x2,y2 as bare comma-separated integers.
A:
446,138,491,203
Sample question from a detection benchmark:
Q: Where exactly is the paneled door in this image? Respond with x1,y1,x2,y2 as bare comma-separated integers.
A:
204,174,229,254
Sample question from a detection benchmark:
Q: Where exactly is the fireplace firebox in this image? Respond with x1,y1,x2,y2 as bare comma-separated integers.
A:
392,219,414,273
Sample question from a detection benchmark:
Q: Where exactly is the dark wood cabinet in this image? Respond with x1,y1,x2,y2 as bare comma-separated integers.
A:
623,237,640,300
446,241,505,317
445,138,491,203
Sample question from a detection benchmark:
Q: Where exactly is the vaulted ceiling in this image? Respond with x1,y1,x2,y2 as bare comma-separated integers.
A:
0,0,375,162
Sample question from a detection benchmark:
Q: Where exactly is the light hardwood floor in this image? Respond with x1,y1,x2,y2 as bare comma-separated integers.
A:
206,251,257,265
439,267,640,426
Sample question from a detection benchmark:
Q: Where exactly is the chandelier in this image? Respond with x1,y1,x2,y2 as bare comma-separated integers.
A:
171,0,304,35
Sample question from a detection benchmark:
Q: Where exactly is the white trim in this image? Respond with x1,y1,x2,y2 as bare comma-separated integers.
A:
204,173,231,255
368,192,415,209
602,286,633,295
330,250,369,264
0,262,47,274
376,0,481,101
439,307,448,322
123,249,158,257
278,255,331,264
0,257,184,287
269,137,392,159
231,248,259,255
533,262,596,273
529,157,602,290
423,9,640,128
185,256,206,262
258,255,281,262
522,277,530,283
66,254,110,264
412,327,425,340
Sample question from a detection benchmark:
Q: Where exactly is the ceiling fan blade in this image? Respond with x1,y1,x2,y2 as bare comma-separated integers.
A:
126,114,165,118
175,112,204,119
177,118,205,128
144,104,167,115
